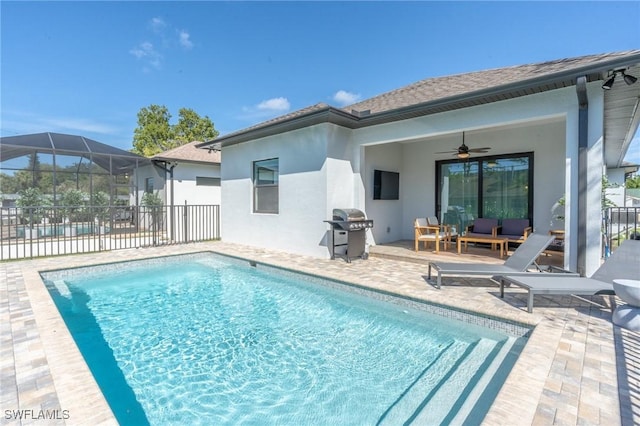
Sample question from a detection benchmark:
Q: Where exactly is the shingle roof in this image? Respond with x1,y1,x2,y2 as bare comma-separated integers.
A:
241,103,331,133
152,140,221,164
201,50,640,149
343,51,638,114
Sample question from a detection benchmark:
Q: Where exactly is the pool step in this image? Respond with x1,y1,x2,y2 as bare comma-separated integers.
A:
410,338,501,425
377,338,503,425
53,279,72,299
377,340,472,425
447,337,516,425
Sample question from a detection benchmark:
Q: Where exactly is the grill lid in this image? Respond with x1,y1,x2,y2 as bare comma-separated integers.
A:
333,208,366,222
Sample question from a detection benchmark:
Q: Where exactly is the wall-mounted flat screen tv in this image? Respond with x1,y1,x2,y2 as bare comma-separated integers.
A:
373,170,400,200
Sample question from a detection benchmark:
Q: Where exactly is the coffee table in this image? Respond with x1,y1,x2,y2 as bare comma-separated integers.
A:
457,235,508,258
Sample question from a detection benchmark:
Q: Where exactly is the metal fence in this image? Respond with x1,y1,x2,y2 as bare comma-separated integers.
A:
606,206,640,249
0,203,220,261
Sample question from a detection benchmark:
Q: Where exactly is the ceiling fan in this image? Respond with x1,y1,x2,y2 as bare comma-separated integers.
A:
435,132,491,158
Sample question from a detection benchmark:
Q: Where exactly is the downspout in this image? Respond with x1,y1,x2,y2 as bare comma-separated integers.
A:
576,76,588,276
153,160,176,241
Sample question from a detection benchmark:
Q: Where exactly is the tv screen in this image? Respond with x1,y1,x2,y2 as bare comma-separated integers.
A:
373,170,400,200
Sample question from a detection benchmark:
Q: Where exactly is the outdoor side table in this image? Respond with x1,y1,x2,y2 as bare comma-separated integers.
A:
612,279,640,332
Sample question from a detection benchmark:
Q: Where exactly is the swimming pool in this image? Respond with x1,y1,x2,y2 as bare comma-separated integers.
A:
41,252,530,425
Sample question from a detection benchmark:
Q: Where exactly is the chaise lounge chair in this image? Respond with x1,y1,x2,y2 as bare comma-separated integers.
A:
427,233,571,289
500,239,640,313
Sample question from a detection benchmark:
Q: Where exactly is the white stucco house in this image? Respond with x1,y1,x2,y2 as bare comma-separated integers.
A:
199,51,640,276
133,141,221,207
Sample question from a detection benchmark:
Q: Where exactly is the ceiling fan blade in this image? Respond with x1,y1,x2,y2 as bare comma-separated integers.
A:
435,150,458,154
468,147,492,152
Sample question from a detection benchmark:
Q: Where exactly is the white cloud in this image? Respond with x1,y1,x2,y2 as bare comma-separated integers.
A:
239,97,291,122
333,90,361,106
129,42,162,69
149,17,166,33
131,18,194,71
178,30,193,49
256,97,291,112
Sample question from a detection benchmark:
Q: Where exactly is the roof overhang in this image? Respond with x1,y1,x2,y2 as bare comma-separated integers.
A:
199,52,640,168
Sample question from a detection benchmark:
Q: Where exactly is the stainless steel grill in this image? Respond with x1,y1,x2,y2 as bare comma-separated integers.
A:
324,208,373,262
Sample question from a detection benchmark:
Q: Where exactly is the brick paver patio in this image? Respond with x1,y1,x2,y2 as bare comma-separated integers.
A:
1,241,638,425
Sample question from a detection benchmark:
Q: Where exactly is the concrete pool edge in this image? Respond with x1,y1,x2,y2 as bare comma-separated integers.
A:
21,267,117,426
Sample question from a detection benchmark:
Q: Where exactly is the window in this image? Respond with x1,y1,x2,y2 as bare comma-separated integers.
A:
145,177,154,193
196,177,221,186
253,158,279,213
436,153,533,231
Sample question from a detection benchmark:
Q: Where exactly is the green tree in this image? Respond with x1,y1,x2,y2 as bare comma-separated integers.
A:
141,192,164,231
626,175,640,189
16,188,52,227
90,191,110,222
132,105,174,157
131,104,218,157
28,153,42,189
173,108,219,144
61,189,87,222
602,175,618,210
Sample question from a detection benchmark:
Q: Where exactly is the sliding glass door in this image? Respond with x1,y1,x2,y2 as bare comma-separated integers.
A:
438,161,478,234
436,152,533,232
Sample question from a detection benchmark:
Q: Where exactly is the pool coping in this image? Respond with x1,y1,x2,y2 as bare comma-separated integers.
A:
1,241,633,425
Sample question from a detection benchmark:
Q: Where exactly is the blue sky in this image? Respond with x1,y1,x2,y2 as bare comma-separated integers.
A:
1,1,639,163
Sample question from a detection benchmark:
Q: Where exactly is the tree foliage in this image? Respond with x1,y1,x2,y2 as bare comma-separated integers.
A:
0,153,112,198
15,187,52,226
132,104,219,157
626,175,640,189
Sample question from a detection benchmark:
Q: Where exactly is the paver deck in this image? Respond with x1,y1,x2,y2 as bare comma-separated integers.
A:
1,241,638,425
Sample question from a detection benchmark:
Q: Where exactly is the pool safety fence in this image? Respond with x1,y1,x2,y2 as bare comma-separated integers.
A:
0,203,220,260
605,207,640,249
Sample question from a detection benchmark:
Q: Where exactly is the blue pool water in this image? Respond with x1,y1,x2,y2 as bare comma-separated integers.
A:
42,253,529,425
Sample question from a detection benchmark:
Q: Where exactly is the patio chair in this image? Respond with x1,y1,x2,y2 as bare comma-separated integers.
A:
427,216,458,240
414,218,451,254
499,239,639,312
427,233,572,289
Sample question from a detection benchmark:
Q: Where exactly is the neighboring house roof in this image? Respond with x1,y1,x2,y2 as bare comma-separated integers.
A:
152,141,221,165
199,50,640,168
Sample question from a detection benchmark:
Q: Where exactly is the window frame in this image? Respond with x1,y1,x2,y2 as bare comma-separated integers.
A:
145,177,154,194
195,176,221,186
435,151,534,225
253,158,279,214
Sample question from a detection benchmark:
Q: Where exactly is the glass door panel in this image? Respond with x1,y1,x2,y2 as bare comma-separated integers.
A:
439,161,478,234
482,157,529,220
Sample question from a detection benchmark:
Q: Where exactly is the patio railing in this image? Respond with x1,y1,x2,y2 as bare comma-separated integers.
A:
0,203,220,261
605,206,640,250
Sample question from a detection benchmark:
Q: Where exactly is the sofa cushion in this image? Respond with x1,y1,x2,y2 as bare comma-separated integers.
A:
500,234,525,241
472,218,498,234
501,219,529,236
